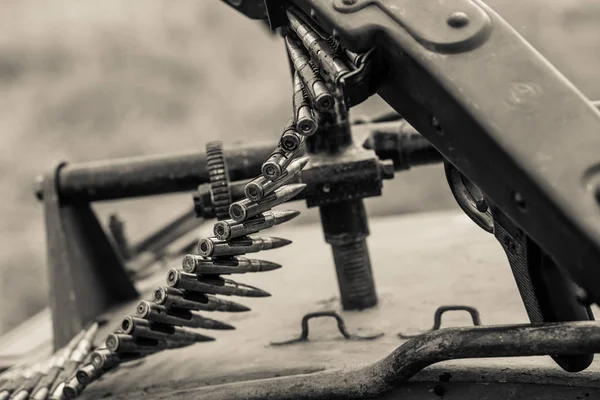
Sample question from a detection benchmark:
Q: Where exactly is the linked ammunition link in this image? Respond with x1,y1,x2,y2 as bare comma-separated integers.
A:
72,148,306,398
46,123,306,399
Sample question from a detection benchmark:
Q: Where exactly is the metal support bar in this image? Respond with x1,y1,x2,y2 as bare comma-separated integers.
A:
43,165,138,350
129,208,202,258
35,144,275,203
190,322,600,399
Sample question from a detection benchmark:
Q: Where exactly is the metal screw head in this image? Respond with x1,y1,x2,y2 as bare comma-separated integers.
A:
475,199,488,213
379,160,395,180
342,0,357,5
34,174,44,200
447,11,470,28
513,191,527,212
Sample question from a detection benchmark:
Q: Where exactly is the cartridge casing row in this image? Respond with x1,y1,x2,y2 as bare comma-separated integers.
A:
166,271,270,298
286,36,334,113
244,156,307,201
213,210,300,241
154,287,250,312
229,184,306,222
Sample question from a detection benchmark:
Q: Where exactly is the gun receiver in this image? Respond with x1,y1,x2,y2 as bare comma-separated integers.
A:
277,2,600,305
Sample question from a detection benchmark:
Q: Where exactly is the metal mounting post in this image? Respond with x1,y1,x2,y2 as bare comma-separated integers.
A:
306,96,378,310
43,163,138,350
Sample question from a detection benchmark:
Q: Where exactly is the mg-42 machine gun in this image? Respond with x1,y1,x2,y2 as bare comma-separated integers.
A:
3,0,600,399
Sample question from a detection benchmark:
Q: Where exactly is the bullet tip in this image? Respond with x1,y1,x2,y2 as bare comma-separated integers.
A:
258,260,283,272
254,289,272,298
232,302,252,312
271,237,293,249
294,156,310,168
279,183,307,200
214,320,236,330
275,209,301,224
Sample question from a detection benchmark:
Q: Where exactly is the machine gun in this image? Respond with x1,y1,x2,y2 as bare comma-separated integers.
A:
4,1,600,399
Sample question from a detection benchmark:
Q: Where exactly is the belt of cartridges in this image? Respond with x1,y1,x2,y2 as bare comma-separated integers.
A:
0,8,361,400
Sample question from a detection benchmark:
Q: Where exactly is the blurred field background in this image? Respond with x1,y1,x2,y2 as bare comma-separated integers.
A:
1,0,599,335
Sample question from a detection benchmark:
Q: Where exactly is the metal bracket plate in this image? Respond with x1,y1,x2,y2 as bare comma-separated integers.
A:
332,0,491,52
44,164,138,350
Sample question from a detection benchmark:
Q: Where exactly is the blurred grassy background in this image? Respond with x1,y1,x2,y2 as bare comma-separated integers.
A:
1,0,599,335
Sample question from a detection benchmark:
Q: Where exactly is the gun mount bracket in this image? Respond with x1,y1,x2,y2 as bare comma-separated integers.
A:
270,311,384,346
331,0,491,53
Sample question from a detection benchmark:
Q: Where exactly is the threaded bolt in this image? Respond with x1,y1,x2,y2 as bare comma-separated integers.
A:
331,239,377,309
319,200,378,310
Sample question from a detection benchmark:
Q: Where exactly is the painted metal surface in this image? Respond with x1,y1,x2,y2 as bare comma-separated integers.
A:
26,209,591,399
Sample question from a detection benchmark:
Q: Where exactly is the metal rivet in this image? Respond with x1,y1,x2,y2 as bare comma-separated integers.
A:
447,11,470,28
332,29,340,42
432,117,444,135
475,199,488,213
513,191,527,212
